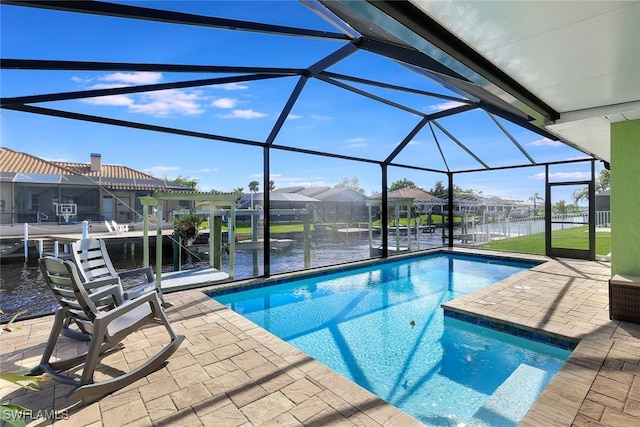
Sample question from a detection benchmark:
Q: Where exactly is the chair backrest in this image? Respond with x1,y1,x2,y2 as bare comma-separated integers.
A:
39,257,99,328
71,239,118,283
111,220,128,232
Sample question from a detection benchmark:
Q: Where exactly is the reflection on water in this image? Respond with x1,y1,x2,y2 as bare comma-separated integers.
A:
0,233,444,323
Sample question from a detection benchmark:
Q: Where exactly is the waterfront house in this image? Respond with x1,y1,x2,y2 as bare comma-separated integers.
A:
277,186,370,223
0,148,192,225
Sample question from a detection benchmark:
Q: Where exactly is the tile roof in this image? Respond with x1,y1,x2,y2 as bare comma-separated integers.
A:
0,147,187,191
54,161,158,180
0,147,75,175
370,188,438,201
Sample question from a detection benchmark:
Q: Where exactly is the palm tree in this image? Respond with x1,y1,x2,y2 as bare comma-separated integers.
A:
553,200,569,214
597,169,610,192
248,180,259,209
572,187,589,206
528,192,544,216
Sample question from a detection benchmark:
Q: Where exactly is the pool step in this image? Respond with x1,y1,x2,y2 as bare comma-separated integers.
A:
473,363,549,425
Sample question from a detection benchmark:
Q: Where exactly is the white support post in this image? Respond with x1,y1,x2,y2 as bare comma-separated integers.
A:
368,205,373,252
23,222,29,261
54,241,59,258
156,204,163,288
208,207,215,269
38,239,44,258
416,216,420,251
142,203,149,267
82,220,89,239
229,204,236,279
407,206,411,251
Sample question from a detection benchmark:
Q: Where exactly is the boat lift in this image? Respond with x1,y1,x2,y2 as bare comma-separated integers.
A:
139,190,242,287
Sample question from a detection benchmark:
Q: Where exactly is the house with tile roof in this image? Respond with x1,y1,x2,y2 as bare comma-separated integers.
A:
0,147,192,225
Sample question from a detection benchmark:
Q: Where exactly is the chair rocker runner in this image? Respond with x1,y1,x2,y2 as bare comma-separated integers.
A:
32,257,184,400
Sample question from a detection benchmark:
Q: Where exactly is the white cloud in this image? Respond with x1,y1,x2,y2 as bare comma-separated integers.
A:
427,100,467,112
211,97,237,109
215,82,249,91
100,72,162,85
287,114,303,120
219,109,268,119
71,76,93,84
128,89,204,116
346,143,368,148
84,94,134,107
144,165,180,177
527,138,563,147
344,138,367,148
78,72,205,117
195,168,219,173
310,114,332,121
530,171,590,180
85,89,203,116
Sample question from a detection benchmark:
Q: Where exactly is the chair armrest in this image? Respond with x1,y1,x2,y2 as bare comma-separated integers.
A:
123,281,158,300
117,267,155,283
83,277,121,291
95,290,163,326
88,284,125,307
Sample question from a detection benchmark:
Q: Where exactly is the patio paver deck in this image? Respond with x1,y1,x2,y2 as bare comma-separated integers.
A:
2,251,639,426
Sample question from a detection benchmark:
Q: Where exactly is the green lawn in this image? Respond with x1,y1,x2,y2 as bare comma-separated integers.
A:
481,226,611,256
236,221,611,257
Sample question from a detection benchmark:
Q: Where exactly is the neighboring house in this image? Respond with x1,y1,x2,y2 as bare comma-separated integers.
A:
299,187,369,222
274,186,370,222
370,189,529,220
371,188,441,218
0,148,192,225
238,191,319,223
239,186,370,223
595,190,610,212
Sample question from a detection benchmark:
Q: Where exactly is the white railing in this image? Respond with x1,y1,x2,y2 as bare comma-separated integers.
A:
459,211,610,244
595,211,610,227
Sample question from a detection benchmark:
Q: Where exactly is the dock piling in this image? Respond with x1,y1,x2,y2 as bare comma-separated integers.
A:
23,222,28,261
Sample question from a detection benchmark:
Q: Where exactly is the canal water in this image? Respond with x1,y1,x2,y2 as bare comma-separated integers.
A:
0,232,446,323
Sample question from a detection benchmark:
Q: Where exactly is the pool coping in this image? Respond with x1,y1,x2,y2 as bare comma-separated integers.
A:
199,247,633,426
201,247,545,298
199,247,608,425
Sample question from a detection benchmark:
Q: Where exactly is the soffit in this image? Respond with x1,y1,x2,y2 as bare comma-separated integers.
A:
400,0,640,162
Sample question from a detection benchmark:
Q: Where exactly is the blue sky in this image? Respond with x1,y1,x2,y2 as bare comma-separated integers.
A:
1,1,600,203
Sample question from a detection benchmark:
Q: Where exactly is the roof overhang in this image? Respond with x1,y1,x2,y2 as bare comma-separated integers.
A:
354,0,640,163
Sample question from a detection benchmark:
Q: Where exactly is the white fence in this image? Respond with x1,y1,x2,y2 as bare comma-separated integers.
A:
458,211,610,244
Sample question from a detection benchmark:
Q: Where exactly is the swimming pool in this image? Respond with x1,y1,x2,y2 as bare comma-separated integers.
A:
211,253,570,426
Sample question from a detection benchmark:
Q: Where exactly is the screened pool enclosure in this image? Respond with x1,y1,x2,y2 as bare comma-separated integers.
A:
0,1,604,280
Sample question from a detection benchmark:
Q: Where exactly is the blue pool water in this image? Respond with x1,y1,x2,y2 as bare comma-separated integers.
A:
211,253,570,426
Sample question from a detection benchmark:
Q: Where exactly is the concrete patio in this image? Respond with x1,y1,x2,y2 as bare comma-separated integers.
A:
2,251,639,426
